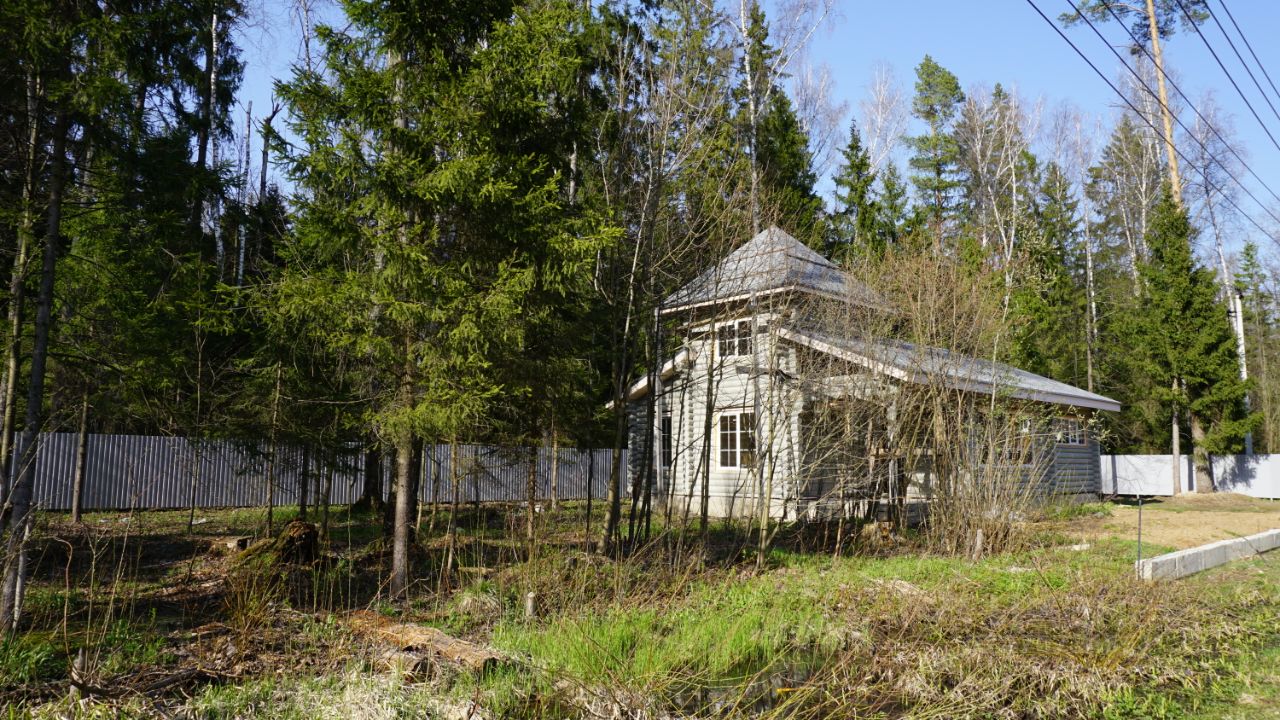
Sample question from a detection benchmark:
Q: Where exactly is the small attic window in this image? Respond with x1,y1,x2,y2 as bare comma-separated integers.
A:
717,320,754,357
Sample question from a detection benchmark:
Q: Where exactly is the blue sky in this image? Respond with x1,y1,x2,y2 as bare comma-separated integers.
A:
234,0,1280,249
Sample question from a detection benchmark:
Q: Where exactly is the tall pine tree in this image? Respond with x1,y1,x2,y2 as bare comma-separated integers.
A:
905,55,964,243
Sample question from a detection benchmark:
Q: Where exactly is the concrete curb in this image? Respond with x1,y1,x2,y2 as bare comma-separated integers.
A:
1136,529,1280,581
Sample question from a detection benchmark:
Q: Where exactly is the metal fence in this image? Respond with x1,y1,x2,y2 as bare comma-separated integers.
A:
1100,454,1280,499
24,433,624,511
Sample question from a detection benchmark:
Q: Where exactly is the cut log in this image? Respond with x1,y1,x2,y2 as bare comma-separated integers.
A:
349,610,503,672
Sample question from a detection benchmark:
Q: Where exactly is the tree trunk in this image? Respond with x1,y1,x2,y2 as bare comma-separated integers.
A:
409,437,422,535
0,73,43,507
1190,413,1213,493
549,425,559,512
1144,0,1183,202
265,364,282,535
320,454,333,542
1171,378,1182,496
298,445,310,520
698,337,718,536
444,440,460,575
191,13,217,235
360,435,384,511
0,109,69,633
1233,290,1252,455
390,333,416,600
70,391,90,523
585,447,594,549
187,328,205,533
526,444,537,559
428,445,441,533
600,428,625,554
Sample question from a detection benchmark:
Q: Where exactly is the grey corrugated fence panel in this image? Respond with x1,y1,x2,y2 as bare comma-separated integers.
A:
27,434,625,510
417,445,618,503
26,434,364,511
1101,454,1278,498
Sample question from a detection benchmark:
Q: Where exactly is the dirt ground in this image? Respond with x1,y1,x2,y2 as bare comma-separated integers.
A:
1087,493,1280,550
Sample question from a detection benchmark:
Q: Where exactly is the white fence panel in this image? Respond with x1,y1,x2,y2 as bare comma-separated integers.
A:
1210,455,1280,499
1101,454,1279,499
1100,454,1193,496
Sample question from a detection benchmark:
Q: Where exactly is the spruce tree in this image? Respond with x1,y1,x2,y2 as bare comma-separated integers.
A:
756,90,824,248
1127,187,1253,485
274,0,611,595
873,163,920,249
830,120,878,260
1237,242,1276,451
1009,161,1087,386
734,2,823,247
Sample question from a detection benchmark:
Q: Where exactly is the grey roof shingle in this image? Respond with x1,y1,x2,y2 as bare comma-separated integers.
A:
662,226,880,312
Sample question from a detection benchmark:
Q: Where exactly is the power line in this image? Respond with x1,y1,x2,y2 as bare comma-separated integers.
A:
1065,0,1280,228
1201,1,1280,130
1078,0,1280,214
1025,0,1278,240
1214,0,1280,116
1169,0,1280,160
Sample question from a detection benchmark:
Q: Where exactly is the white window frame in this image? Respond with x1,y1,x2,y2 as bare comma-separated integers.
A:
1055,418,1086,446
717,410,756,469
717,320,754,357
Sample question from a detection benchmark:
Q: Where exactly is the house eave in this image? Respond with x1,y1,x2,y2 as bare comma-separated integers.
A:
778,328,1122,413
607,348,693,408
660,284,888,317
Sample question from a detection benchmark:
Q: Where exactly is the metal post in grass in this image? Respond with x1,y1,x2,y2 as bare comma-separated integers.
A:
1136,492,1144,576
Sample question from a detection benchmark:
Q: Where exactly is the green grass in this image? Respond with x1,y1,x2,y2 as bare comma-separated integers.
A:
497,577,844,688
95,613,172,675
1042,500,1114,520
489,540,1278,718
0,633,65,689
13,501,1279,718
185,666,440,719
495,546,1073,688
1181,554,1280,720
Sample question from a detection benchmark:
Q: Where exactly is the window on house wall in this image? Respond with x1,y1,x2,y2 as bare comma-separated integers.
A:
717,320,754,357
660,413,672,468
1056,418,1086,445
718,411,756,468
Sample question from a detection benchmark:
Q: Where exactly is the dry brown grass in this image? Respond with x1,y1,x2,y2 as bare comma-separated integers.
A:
1084,495,1280,550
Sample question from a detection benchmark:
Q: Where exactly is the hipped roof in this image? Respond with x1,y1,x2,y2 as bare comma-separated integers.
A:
661,226,881,314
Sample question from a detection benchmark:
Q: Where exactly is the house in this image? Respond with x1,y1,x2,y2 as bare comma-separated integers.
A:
623,226,1121,520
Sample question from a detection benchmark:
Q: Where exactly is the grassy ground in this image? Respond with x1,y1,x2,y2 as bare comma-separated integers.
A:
3,497,1278,718
1097,494,1280,550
